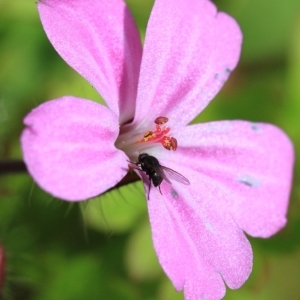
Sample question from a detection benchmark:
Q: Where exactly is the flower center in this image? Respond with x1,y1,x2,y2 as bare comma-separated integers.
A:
115,116,178,160
139,117,177,151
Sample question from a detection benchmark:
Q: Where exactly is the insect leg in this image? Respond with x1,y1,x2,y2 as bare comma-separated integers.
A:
158,184,163,195
147,180,151,200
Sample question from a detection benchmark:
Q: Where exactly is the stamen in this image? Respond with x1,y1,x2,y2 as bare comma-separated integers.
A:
161,136,177,150
155,116,168,125
139,117,177,151
143,130,155,141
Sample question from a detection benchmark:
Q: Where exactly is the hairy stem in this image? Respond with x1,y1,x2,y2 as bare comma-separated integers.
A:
0,160,27,174
0,160,141,192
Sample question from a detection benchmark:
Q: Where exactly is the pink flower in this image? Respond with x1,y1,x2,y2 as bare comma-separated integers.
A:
21,0,294,299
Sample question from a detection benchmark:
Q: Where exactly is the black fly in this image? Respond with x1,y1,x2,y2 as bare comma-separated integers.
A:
130,153,190,198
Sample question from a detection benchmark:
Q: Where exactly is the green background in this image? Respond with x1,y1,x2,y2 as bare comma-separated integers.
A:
1,0,300,299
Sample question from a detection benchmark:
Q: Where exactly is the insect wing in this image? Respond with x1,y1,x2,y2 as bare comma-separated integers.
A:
160,166,190,185
153,165,172,184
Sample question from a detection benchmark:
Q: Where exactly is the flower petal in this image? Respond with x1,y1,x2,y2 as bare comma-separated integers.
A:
144,170,252,300
173,120,294,237
37,0,142,124
134,0,241,126
21,96,128,201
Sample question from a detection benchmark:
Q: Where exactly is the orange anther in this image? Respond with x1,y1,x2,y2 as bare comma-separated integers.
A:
144,130,154,139
155,116,168,125
139,117,177,151
170,137,178,150
161,136,178,151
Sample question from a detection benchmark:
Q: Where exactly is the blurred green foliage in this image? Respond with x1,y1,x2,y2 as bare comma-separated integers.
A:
1,0,300,299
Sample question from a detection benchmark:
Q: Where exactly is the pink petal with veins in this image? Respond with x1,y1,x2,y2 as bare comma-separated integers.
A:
21,96,128,201
171,120,294,237
142,119,293,299
145,170,252,300
38,0,142,124
134,0,242,126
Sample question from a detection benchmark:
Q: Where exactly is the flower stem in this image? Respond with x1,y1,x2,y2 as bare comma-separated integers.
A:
0,160,141,193
0,160,27,174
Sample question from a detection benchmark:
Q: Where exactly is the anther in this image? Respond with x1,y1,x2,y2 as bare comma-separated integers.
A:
139,117,178,151
155,116,169,125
